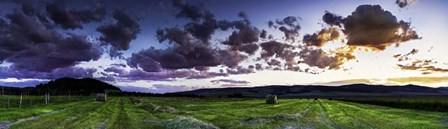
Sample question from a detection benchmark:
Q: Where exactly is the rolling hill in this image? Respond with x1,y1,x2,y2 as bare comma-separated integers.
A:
0,78,121,95
174,84,448,98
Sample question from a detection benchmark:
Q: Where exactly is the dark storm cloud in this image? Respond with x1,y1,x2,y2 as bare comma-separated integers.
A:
255,63,263,70
127,48,163,72
396,0,416,8
0,9,103,72
130,1,260,73
298,47,354,70
184,12,219,44
267,59,281,66
238,44,259,55
260,30,268,39
270,16,301,42
222,22,260,51
158,5,259,47
257,41,302,70
259,41,296,60
104,66,128,75
172,0,205,21
5,34,102,72
219,50,248,68
222,12,261,51
4,11,55,43
298,48,339,69
129,47,220,70
303,27,341,47
20,1,37,16
322,11,344,27
327,5,420,50
128,46,247,71
45,1,106,29
123,69,195,81
0,66,96,79
323,5,421,50
97,10,141,51
300,5,420,71
156,27,196,49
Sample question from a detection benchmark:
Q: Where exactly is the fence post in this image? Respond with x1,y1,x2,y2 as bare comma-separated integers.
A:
45,93,48,105
20,93,22,108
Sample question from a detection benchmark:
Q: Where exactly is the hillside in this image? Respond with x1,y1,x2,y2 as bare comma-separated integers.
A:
0,78,121,95
174,84,448,98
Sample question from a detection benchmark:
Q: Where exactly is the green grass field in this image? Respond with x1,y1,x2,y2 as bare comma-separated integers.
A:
0,96,447,129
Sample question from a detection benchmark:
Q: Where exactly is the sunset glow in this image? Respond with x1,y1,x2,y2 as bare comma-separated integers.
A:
0,0,447,93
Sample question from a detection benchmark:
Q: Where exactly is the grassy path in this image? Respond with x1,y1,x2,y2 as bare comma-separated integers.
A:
321,100,448,129
0,100,92,122
10,100,102,129
143,98,314,129
0,106,73,129
317,100,338,129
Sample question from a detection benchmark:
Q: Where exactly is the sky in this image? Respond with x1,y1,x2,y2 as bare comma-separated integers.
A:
0,0,447,93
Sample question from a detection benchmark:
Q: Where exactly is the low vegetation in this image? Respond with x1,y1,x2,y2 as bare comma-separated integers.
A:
338,97,448,112
0,95,92,108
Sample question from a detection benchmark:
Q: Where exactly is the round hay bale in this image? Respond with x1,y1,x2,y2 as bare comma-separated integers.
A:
96,93,107,102
265,94,278,104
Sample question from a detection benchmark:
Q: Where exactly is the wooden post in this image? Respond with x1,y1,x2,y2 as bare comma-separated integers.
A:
20,93,23,108
45,93,48,105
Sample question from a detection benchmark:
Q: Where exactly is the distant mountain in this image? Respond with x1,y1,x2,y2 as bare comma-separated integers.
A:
0,78,121,95
438,87,448,90
174,84,448,98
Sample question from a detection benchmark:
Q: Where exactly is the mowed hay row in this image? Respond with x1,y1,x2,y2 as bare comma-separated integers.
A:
163,116,219,129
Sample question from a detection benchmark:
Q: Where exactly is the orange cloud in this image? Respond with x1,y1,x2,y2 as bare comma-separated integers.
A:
320,76,448,87
397,60,448,74
387,76,448,85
